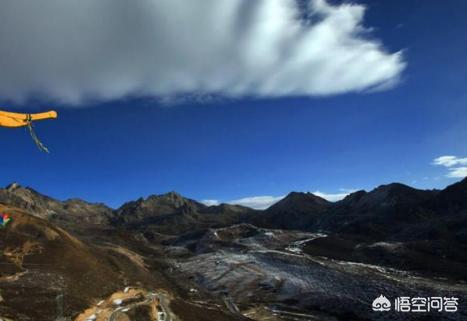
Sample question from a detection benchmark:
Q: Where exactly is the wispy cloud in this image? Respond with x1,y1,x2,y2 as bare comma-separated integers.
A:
312,190,352,202
200,199,220,206
0,0,405,105
446,167,467,178
433,155,467,178
202,188,354,209
202,195,283,209
433,156,467,167
228,195,285,210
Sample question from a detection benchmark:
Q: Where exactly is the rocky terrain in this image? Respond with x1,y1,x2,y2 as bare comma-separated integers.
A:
0,178,466,320
172,224,467,321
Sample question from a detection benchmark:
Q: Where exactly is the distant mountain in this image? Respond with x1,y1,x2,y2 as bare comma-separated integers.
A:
114,191,255,234
253,192,331,230
268,191,330,213
318,183,441,239
0,182,114,227
116,191,207,223
0,182,59,219
250,180,467,242
339,182,438,209
0,184,256,235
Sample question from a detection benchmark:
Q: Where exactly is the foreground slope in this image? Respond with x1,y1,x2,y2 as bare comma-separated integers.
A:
0,205,243,321
0,205,127,320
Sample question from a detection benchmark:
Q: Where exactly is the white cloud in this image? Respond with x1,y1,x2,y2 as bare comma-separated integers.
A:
433,156,467,167
447,167,467,178
228,195,286,210
201,199,220,206
202,195,284,209
433,155,467,178
312,190,351,202
0,0,405,105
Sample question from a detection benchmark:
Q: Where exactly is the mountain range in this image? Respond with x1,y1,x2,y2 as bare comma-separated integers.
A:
1,178,467,321
2,178,466,242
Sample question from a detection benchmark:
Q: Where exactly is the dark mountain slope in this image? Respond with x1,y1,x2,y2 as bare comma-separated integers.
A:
248,182,464,242
431,177,467,243
254,192,331,229
434,177,467,215
338,183,438,210
318,183,441,239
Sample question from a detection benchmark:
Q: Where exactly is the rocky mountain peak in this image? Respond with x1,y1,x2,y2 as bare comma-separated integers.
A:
157,191,186,204
164,191,183,198
141,191,197,209
271,191,330,210
5,182,22,191
116,191,208,224
254,191,331,230
363,183,438,206
0,183,114,225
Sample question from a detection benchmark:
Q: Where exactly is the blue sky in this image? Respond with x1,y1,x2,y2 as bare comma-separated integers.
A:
0,0,466,208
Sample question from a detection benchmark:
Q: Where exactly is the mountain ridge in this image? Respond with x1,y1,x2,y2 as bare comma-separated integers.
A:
1,178,466,237
4,178,464,212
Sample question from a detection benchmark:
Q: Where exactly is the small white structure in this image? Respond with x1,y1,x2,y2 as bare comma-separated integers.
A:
97,300,105,306
124,286,130,293
113,299,123,306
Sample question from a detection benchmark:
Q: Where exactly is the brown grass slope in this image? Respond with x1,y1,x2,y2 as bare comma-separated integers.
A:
0,205,154,321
